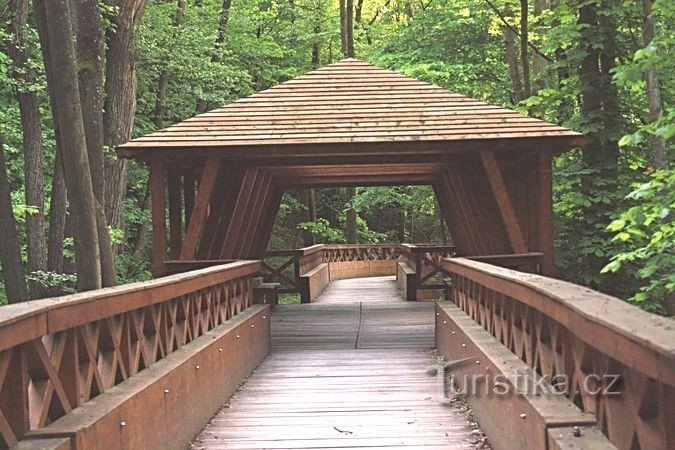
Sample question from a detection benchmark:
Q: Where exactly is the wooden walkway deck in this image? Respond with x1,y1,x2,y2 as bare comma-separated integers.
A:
191,277,479,449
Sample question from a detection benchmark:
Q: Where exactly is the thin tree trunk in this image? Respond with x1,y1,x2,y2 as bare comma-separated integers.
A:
34,0,102,291
345,187,357,243
311,0,322,68
520,0,531,98
103,0,148,241
73,0,117,287
504,20,525,102
346,0,355,57
532,0,549,92
300,189,314,246
642,0,667,169
356,0,364,24
155,0,186,128
132,183,151,256
215,0,233,52
8,0,47,299
0,137,30,303
339,0,347,56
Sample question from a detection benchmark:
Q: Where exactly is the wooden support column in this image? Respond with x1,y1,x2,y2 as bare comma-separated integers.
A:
183,168,195,226
480,151,528,254
537,151,556,276
179,157,221,260
167,165,183,259
150,157,167,277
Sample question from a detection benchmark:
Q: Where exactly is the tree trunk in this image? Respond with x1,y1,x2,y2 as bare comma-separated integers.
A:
339,0,347,56
531,0,550,92
196,0,233,113
345,187,357,243
47,152,67,296
0,138,30,303
520,0,531,98
73,0,117,287
215,0,233,52
355,0,364,24
8,0,47,299
642,0,668,169
300,189,314,246
34,0,103,291
132,183,151,256
346,0,355,57
103,0,148,238
155,0,187,128
503,10,525,102
311,0,322,68
35,2,69,293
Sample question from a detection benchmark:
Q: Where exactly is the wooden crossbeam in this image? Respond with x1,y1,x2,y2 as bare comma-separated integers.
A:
479,151,528,254
179,157,222,260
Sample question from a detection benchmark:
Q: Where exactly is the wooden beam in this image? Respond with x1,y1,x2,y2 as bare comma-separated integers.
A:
237,174,272,258
479,151,528,254
150,157,167,277
197,163,244,259
167,165,183,259
179,157,221,260
219,168,261,259
442,167,488,255
536,151,555,276
252,189,284,258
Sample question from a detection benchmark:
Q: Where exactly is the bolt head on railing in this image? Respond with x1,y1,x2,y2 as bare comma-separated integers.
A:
120,421,127,427
164,389,170,394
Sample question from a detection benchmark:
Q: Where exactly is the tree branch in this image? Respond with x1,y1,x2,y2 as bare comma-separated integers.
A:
483,0,553,63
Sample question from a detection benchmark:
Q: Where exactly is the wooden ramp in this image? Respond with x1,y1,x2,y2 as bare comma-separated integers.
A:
192,277,478,449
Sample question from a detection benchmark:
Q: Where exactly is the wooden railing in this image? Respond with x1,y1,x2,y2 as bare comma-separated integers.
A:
263,244,542,301
322,244,402,262
0,261,260,449
400,244,456,292
442,258,675,450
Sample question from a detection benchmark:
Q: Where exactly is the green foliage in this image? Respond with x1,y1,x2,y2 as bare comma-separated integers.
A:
298,218,344,243
602,170,675,313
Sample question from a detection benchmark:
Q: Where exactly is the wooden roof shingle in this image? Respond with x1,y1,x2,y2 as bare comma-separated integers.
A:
118,58,583,157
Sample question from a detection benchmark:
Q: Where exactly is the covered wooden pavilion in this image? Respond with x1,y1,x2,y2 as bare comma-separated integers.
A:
118,58,584,278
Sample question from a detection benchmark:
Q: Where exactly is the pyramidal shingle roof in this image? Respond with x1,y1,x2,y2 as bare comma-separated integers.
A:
119,58,583,155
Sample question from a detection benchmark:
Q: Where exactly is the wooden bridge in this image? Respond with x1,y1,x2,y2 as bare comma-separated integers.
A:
1,60,673,450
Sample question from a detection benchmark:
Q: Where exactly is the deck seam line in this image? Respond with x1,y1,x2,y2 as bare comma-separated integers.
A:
355,301,363,349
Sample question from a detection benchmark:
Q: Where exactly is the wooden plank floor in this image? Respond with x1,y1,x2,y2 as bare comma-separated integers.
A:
192,277,478,449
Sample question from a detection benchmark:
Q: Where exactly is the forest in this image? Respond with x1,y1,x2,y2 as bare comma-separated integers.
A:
0,0,672,314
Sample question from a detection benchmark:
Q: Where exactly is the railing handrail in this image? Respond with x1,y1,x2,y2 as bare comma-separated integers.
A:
443,257,675,386
0,260,261,352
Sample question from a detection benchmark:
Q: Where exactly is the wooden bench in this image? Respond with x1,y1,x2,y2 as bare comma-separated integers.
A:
396,261,416,301
299,263,330,303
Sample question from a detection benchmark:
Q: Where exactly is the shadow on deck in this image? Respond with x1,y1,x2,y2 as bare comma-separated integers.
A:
191,276,479,449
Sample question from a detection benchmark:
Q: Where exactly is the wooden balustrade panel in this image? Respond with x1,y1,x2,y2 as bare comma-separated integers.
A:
0,262,260,449
322,244,402,263
443,258,675,450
